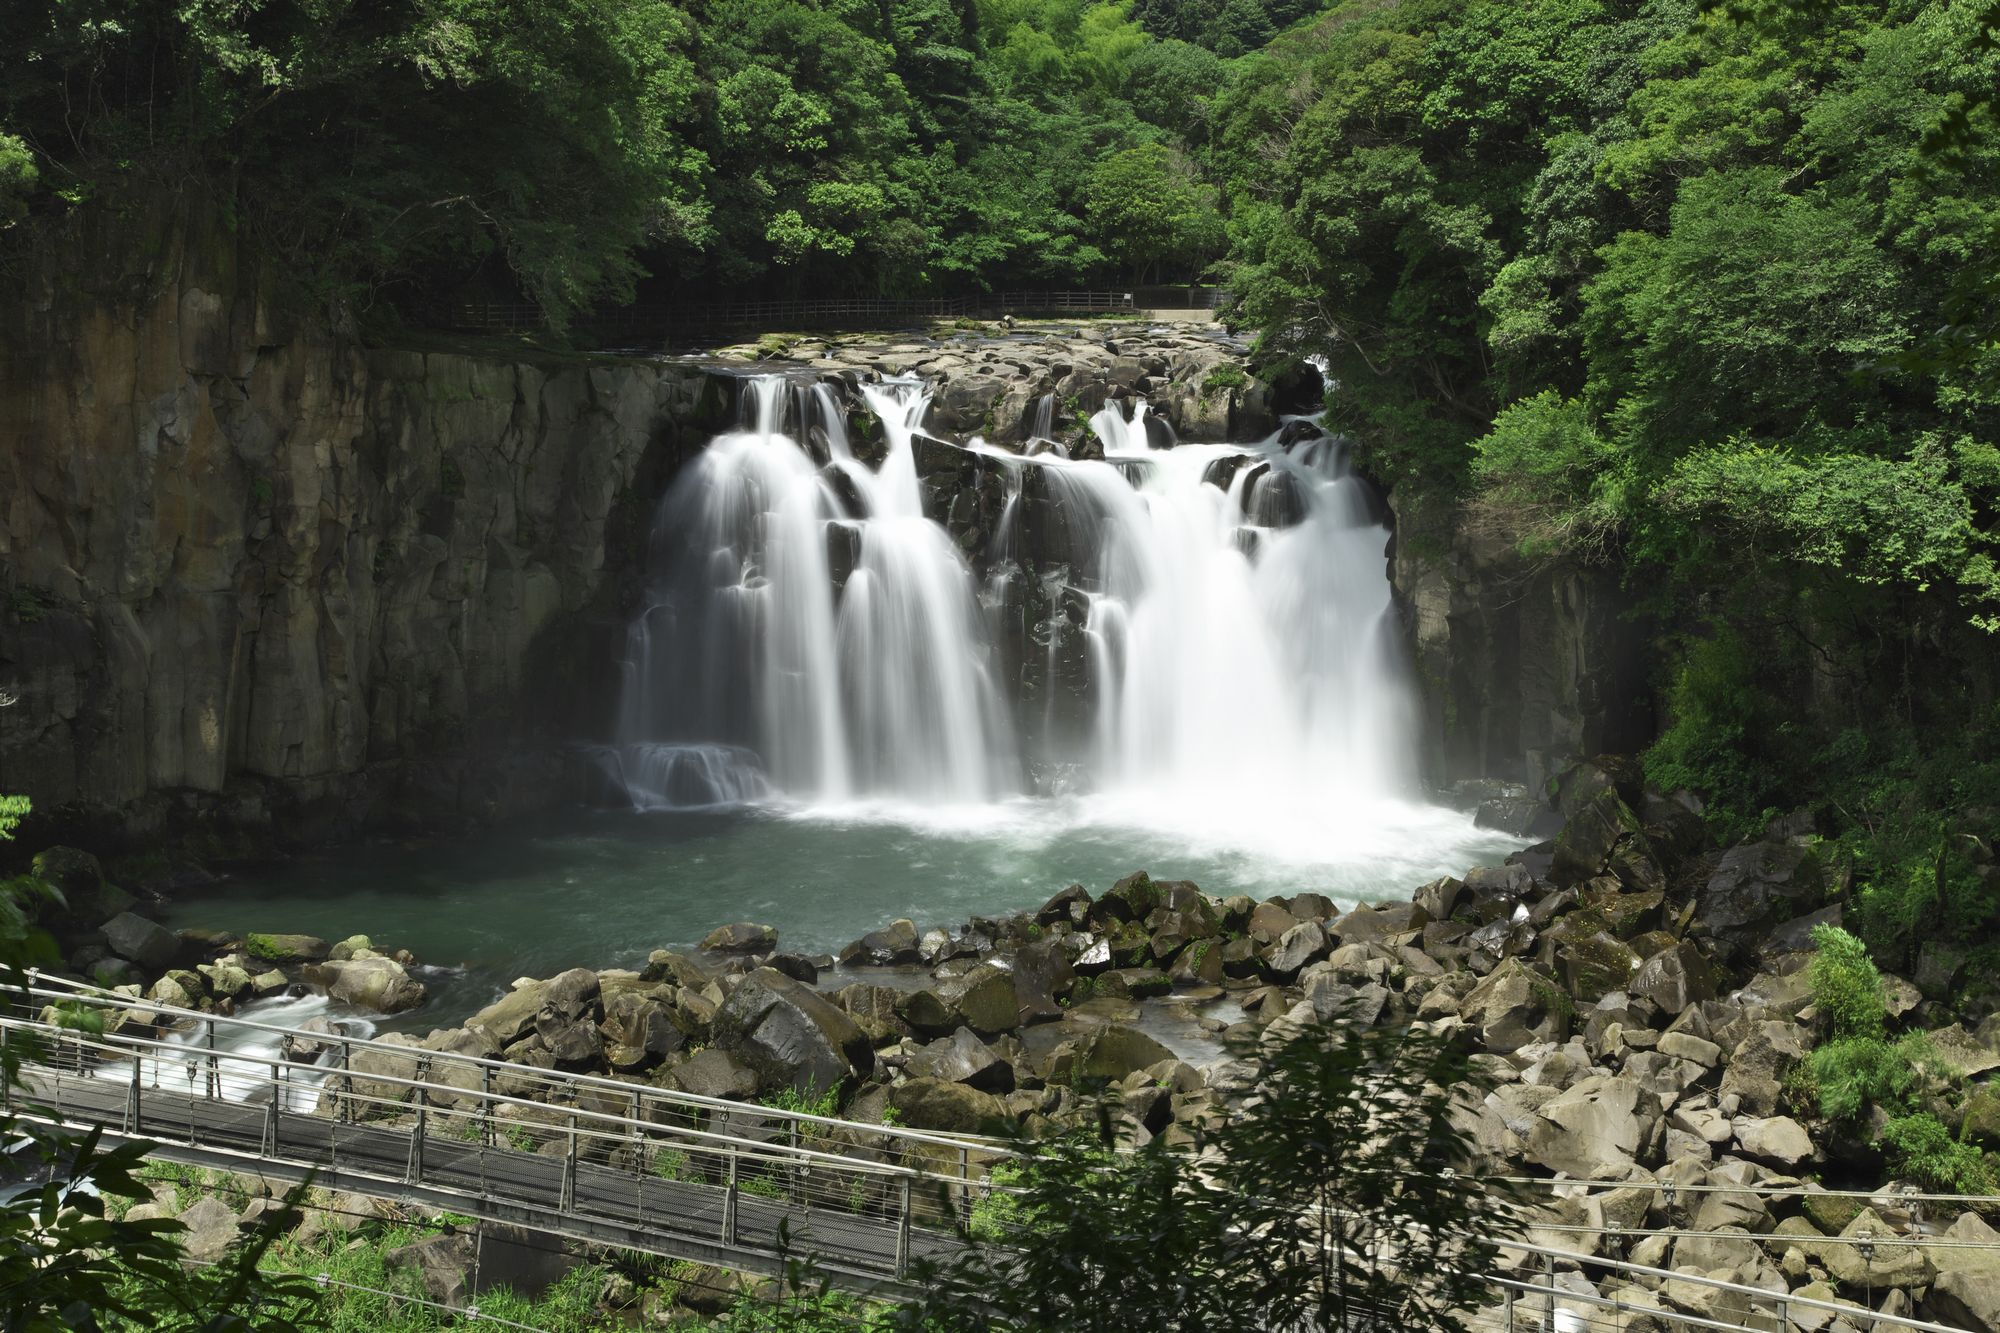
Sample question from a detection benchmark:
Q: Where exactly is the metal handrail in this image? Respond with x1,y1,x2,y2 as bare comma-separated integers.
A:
1,1015,965,1185
20,972,1011,1156
1495,1238,1968,1333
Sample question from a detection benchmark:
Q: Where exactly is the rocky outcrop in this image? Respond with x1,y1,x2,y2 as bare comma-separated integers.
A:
1,211,729,845
1389,491,1656,794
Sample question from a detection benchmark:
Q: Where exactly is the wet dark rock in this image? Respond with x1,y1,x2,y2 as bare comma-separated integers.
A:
838,918,921,967
909,1027,1014,1093
1037,883,1091,925
700,923,778,955
713,967,873,1096
1696,841,1823,938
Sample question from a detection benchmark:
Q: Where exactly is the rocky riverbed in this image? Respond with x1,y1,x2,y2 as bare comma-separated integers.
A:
32,755,2000,1330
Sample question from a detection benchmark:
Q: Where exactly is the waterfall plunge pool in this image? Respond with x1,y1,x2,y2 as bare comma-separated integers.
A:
161,371,1526,1028
161,797,1519,1026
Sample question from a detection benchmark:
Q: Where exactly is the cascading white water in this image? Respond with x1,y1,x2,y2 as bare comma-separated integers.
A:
605,376,1424,844
610,375,1010,806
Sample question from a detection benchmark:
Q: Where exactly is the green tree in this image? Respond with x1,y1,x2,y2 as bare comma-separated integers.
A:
888,1013,1507,1332
0,795,318,1330
1083,142,1224,282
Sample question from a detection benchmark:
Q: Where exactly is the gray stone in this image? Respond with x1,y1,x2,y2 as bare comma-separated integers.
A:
886,1077,1010,1134
384,1233,475,1311
1928,1273,2000,1333
838,919,920,966
101,912,180,971
469,980,550,1045
908,1027,1013,1092
176,1197,241,1263
1720,1021,1810,1117
1266,920,1331,978
1733,1115,1814,1168
666,1048,758,1100
1629,941,1713,1016
1525,1075,1651,1178
701,922,777,954
311,956,427,1014
1698,840,1822,935
713,967,873,1095
1461,960,1556,1054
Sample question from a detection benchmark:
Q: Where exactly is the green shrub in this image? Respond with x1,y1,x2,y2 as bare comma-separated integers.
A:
1879,1112,1994,1194
1807,924,1886,1039
1802,1035,1927,1123
1640,630,1775,839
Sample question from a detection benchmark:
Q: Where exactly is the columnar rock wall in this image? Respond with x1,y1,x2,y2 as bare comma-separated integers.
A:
0,212,722,843
1390,491,1658,794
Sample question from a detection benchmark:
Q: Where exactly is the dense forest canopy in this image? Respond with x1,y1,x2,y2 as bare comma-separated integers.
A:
4,0,2000,970
0,0,1292,319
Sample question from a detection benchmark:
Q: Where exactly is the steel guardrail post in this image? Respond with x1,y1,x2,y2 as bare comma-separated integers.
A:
339,1039,351,1125
724,1153,739,1246
205,1019,218,1100
262,1070,278,1157
408,1102,426,1185
561,1113,577,1212
126,1057,140,1133
481,1064,493,1147
896,1176,913,1278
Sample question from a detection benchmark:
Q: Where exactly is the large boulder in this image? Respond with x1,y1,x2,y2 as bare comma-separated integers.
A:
1817,1208,1935,1291
713,968,873,1096
1697,840,1822,937
242,933,330,964
312,956,426,1014
701,922,777,954
101,912,180,972
666,1048,759,1101
1461,960,1557,1054
176,1197,242,1264
1266,921,1331,979
1719,1020,1810,1117
1629,942,1715,1016
601,992,684,1068
908,1028,1013,1093
1551,788,1647,887
384,1233,475,1311
1930,1272,2000,1333
1525,1075,1653,1178
1733,1115,1814,1169
886,1077,1009,1134
838,919,920,967
469,980,551,1045
1053,1023,1174,1085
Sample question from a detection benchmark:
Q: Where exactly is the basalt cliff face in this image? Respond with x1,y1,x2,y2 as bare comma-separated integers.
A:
0,209,1646,845
1391,490,1657,795
0,214,721,846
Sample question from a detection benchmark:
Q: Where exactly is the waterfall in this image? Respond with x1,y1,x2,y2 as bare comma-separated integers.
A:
1030,392,1056,440
608,374,1010,806
602,375,1419,820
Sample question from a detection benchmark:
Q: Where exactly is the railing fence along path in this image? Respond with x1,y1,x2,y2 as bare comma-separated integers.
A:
2,973,1985,1331
3,972,1007,1293
435,289,1167,337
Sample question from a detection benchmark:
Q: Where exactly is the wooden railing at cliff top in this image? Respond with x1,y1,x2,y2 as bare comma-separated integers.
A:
433,289,1174,338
